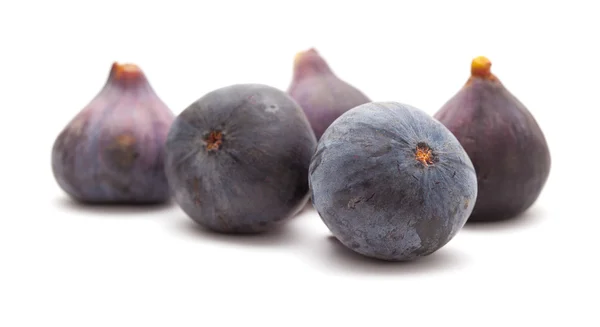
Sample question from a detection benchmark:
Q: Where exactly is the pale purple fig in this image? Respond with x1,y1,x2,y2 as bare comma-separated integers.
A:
287,48,371,140
51,62,175,204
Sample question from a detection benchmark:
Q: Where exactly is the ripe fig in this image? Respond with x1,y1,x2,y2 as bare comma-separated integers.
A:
51,62,175,204
434,56,551,222
164,84,317,234
287,48,371,140
309,102,477,261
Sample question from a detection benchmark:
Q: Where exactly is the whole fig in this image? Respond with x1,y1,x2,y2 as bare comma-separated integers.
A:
52,62,175,204
164,84,317,234
434,56,551,222
287,48,371,140
310,102,477,261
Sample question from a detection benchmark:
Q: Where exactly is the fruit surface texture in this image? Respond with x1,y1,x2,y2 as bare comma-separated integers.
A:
51,63,175,204
309,102,477,261
287,48,370,140
165,84,317,234
434,56,551,222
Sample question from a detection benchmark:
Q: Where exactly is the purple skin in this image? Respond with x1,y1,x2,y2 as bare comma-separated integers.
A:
309,102,478,261
434,60,551,222
51,63,175,204
287,48,371,140
164,84,317,234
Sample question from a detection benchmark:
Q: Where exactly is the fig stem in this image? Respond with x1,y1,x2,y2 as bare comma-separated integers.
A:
293,48,318,66
111,62,143,80
293,51,304,66
471,56,492,78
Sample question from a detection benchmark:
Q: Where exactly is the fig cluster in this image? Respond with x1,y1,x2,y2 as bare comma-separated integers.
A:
52,51,550,263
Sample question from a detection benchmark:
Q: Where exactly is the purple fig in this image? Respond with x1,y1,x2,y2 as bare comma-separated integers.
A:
434,56,551,222
164,84,317,233
287,48,371,140
52,62,175,204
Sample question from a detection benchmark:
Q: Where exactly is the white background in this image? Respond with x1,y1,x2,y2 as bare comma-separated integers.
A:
1,1,598,326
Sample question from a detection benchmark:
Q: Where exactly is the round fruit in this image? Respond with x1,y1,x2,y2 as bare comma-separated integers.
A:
309,102,478,261
165,84,317,233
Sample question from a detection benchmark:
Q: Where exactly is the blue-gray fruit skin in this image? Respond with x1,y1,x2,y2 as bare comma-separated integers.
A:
164,84,317,234
309,102,478,261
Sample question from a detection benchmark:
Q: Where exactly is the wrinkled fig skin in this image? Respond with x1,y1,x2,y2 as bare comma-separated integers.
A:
164,84,317,234
310,102,478,261
51,63,175,204
434,67,551,222
287,49,371,140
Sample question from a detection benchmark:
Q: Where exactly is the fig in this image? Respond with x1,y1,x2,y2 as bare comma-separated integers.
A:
287,48,371,140
434,56,551,222
309,102,477,261
164,84,317,234
51,62,175,204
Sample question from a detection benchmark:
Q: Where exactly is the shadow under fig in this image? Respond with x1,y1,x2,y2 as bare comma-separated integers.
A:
321,236,468,275
462,206,544,232
55,196,175,215
176,217,301,247
300,200,315,213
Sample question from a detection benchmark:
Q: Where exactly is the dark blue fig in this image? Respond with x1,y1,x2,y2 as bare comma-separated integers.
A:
434,56,551,222
164,84,317,234
309,102,477,261
51,62,175,204
287,48,371,140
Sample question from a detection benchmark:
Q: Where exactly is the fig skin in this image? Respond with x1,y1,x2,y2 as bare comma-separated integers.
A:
51,63,175,204
434,56,551,222
287,48,371,140
164,84,317,234
309,102,477,261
